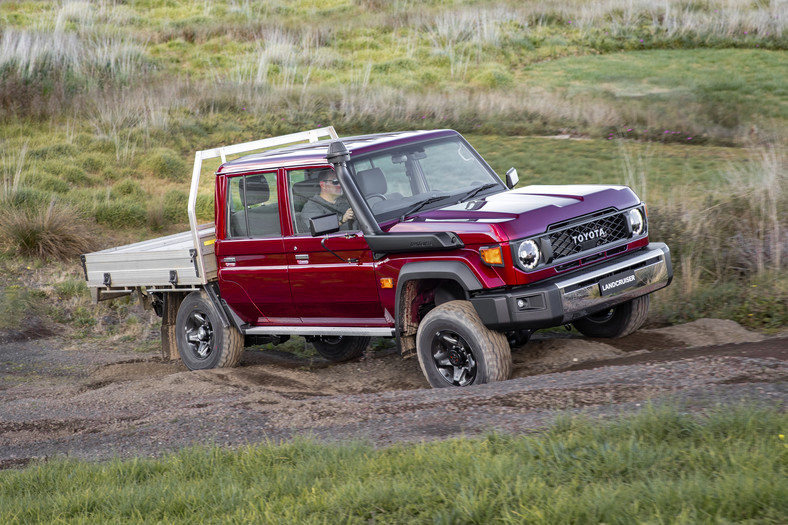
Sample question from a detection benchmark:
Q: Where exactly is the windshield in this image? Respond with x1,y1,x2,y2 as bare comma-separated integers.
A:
348,135,504,222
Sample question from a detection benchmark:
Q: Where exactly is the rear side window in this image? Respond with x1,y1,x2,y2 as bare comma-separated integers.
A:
226,172,280,238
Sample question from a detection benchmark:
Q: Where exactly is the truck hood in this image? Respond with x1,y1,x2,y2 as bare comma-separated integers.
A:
389,185,642,241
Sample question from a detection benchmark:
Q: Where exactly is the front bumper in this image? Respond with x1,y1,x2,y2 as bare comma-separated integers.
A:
470,243,672,331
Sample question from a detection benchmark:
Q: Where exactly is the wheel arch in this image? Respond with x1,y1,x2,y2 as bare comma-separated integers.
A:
394,261,484,357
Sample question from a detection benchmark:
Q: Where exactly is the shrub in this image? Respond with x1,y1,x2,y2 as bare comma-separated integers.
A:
0,200,95,260
4,187,51,211
29,173,71,194
110,179,147,200
81,154,108,173
145,149,187,181
94,198,147,228
41,160,93,186
27,143,78,161
53,279,90,301
195,193,214,222
162,189,188,224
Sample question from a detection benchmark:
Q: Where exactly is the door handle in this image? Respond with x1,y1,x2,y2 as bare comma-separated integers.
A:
295,254,309,264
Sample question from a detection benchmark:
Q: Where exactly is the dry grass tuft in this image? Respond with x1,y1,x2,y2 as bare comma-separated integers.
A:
0,200,96,260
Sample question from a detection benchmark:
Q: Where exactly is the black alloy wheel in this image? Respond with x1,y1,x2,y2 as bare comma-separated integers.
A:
430,329,478,387
184,310,215,361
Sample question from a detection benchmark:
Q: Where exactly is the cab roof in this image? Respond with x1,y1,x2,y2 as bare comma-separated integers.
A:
216,129,458,175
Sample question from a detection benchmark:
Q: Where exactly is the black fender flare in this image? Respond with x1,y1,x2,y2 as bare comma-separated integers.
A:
395,261,483,301
394,261,484,353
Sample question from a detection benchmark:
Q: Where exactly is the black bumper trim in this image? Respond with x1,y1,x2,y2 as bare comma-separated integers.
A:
471,243,672,331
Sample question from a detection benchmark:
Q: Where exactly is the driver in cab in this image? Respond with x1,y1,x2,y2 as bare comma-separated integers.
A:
301,170,355,230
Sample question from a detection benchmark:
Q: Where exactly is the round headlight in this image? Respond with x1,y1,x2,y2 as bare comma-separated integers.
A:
518,240,541,270
628,208,644,236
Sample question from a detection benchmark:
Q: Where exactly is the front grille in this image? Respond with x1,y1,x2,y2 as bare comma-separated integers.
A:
546,212,631,260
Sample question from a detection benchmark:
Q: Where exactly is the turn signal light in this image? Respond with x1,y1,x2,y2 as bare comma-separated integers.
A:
379,278,394,289
480,246,504,266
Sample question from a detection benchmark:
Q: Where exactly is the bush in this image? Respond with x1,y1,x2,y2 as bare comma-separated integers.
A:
94,198,147,228
0,200,95,260
162,189,188,224
110,179,147,200
81,154,108,174
195,193,214,222
27,143,78,161
145,149,187,181
41,160,93,186
29,173,71,194
4,187,51,211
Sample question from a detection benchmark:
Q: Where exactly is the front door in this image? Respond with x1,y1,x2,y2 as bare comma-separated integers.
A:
284,168,388,326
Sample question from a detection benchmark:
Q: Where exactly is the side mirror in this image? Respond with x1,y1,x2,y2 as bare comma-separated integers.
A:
309,213,340,236
505,168,519,189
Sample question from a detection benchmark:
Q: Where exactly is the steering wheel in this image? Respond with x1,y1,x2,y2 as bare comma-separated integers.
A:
366,193,387,204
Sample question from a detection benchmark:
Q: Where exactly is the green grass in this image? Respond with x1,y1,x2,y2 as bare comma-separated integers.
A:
470,135,747,195
0,403,785,524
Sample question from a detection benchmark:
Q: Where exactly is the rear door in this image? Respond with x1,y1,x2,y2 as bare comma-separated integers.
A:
215,170,298,326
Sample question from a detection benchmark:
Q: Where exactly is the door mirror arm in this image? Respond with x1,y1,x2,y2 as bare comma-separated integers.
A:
320,236,359,264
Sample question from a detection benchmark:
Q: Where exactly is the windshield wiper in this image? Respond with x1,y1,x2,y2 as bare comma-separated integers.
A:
400,194,452,221
457,183,499,203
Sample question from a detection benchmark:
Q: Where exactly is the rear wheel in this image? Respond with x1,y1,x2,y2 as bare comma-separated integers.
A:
572,295,650,339
416,300,511,388
312,336,370,362
175,290,243,370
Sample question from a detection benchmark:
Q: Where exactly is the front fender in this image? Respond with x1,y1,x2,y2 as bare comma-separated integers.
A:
394,260,483,357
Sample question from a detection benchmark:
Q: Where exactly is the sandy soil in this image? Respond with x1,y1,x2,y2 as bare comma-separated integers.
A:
1,319,786,469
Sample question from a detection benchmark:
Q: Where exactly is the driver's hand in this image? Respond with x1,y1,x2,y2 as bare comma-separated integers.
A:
342,208,354,224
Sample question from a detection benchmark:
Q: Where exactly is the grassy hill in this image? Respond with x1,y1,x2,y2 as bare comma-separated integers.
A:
1,0,787,327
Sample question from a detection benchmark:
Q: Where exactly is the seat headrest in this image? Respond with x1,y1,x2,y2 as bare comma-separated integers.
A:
356,167,387,196
292,179,321,212
242,175,269,206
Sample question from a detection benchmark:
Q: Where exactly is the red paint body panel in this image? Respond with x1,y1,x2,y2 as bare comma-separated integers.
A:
283,233,387,326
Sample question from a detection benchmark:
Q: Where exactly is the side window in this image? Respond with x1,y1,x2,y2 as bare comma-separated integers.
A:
226,172,280,238
354,156,412,197
288,167,328,235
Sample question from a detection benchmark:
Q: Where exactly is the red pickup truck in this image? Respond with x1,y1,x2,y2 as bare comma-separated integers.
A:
82,127,672,388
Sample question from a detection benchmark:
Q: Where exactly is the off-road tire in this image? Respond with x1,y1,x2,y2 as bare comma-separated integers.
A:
572,295,650,339
175,290,243,370
416,300,512,388
312,336,370,362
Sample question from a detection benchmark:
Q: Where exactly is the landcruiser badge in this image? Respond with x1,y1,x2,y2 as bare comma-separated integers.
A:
599,270,638,296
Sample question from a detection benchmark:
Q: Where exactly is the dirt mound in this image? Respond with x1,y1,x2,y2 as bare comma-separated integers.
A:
642,318,765,347
513,337,628,376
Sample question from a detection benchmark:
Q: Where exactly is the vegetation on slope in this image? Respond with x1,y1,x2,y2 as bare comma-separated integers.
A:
0,0,787,329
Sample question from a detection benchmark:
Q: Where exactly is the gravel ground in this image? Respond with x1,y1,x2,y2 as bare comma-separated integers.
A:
1,319,786,469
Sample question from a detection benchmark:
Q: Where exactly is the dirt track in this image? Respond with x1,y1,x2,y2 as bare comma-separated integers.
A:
1,319,786,469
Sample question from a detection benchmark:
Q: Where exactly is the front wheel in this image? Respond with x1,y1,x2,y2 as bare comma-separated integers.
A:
175,290,243,370
312,336,370,362
572,295,650,339
416,301,512,388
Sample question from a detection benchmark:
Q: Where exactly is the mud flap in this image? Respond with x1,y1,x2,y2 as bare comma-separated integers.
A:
161,293,186,361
